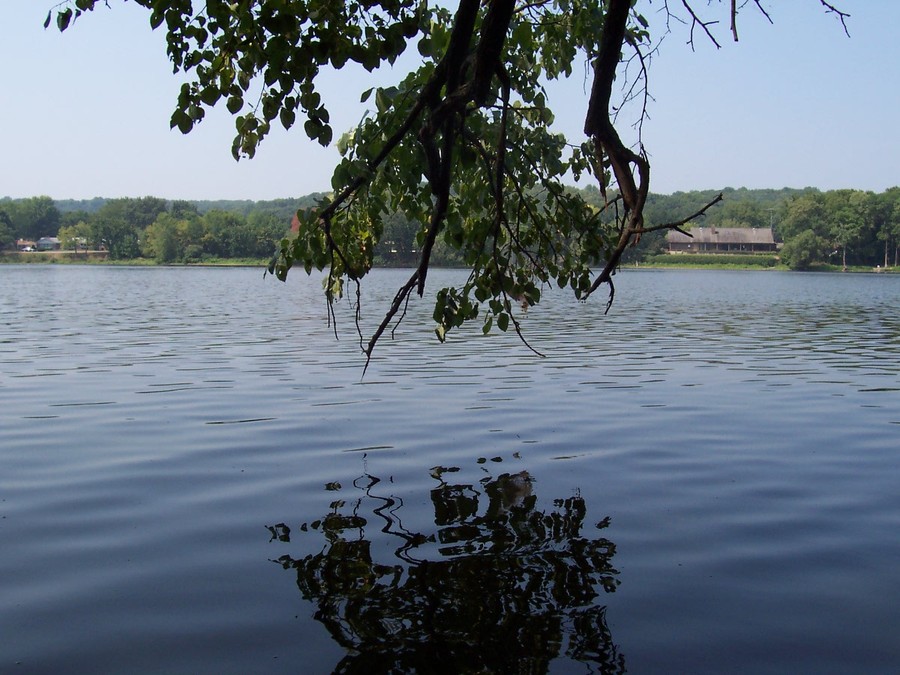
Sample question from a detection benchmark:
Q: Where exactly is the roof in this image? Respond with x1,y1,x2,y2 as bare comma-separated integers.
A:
666,227,775,245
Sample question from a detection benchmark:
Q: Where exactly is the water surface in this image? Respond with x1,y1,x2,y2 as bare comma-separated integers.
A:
1,266,898,673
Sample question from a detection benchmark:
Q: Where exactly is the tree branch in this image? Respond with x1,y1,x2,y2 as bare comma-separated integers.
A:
680,0,722,49
636,193,724,234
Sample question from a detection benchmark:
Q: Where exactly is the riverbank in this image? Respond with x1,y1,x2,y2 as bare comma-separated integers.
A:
1,250,111,263
3,250,897,274
637,261,899,274
0,251,269,267
638,253,899,274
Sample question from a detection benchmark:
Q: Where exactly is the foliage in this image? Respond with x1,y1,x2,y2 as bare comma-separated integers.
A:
779,188,900,269
53,197,107,214
142,212,183,263
2,194,296,261
7,186,900,275
0,205,13,249
57,220,92,251
40,0,858,361
58,0,818,363
90,198,165,259
4,196,60,241
872,187,900,267
780,230,829,271
645,254,777,268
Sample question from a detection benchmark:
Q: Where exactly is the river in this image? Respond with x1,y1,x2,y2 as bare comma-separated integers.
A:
1,265,898,673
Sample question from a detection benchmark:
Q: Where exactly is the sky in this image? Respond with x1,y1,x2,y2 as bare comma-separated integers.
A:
2,1,898,201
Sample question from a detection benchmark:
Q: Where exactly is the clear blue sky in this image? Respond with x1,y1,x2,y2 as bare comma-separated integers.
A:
2,1,897,201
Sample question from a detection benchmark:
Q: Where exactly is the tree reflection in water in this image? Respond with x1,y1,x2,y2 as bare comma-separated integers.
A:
269,462,625,673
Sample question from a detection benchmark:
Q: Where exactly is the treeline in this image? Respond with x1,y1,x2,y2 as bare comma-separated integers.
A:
0,196,308,262
3,186,899,268
777,188,900,269
584,185,900,269
51,195,324,218
371,185,900,269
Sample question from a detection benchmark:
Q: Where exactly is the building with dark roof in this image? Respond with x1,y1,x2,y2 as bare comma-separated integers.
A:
666,227,777,254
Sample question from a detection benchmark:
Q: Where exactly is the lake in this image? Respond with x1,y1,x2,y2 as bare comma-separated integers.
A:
1,265,898,674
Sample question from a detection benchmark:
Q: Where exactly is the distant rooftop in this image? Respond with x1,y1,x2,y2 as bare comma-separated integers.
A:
666,227,775,246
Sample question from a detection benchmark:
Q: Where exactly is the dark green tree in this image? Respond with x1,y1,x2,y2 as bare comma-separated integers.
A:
201,209,250,258
824,189,871,270
170,199,200,220
779,192,828,241
0,206,14,249
872,187,900,267
780,229,829,271
92,198,145,259
246,211,291,258
60,209,93,230
142,212,184,263
714,200,767,229
10,196,60,241
122,196,169,230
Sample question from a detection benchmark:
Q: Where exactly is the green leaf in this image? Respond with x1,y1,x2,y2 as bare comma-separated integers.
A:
57,9,73,32
170,109,193,134
375,88,389,113
187,104,204,122
262,97,279,121
199,87,221,106
279,107,295,130
497,313,509,332
226,95,243,114
482,315,493,334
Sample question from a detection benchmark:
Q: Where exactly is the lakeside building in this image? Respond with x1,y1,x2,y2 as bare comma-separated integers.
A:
666,227,777,254
36,237,62,251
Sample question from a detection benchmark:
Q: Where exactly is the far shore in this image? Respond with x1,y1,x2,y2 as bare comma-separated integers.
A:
2,250,898,274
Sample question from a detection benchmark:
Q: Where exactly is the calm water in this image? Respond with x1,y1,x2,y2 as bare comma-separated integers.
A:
1,265,898,674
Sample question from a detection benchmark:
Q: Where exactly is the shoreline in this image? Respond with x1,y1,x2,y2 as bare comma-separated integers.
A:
2,251,897,274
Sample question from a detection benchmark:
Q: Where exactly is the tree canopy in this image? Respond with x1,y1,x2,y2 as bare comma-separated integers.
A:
52,0,850,365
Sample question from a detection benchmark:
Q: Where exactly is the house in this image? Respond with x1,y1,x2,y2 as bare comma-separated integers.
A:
36,236,62,251
16,239,37,251
666,227,777,254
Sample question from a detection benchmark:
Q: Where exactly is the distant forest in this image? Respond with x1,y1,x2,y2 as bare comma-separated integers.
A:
2,185,899,269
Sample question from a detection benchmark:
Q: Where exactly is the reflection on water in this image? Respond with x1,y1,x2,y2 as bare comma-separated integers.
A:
270,462,624,673
3,267,900,673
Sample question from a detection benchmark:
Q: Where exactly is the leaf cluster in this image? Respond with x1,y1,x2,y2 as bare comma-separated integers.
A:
53,0,424,157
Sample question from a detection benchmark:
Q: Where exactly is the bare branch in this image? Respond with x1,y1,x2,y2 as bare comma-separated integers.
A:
731,0,738,42
750,1,773,26
680,0,722,49
636,193,724,234
363,271,421,375
818,1,850,36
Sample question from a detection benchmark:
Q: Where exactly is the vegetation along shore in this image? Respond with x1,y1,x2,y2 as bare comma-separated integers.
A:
3,186,899,272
